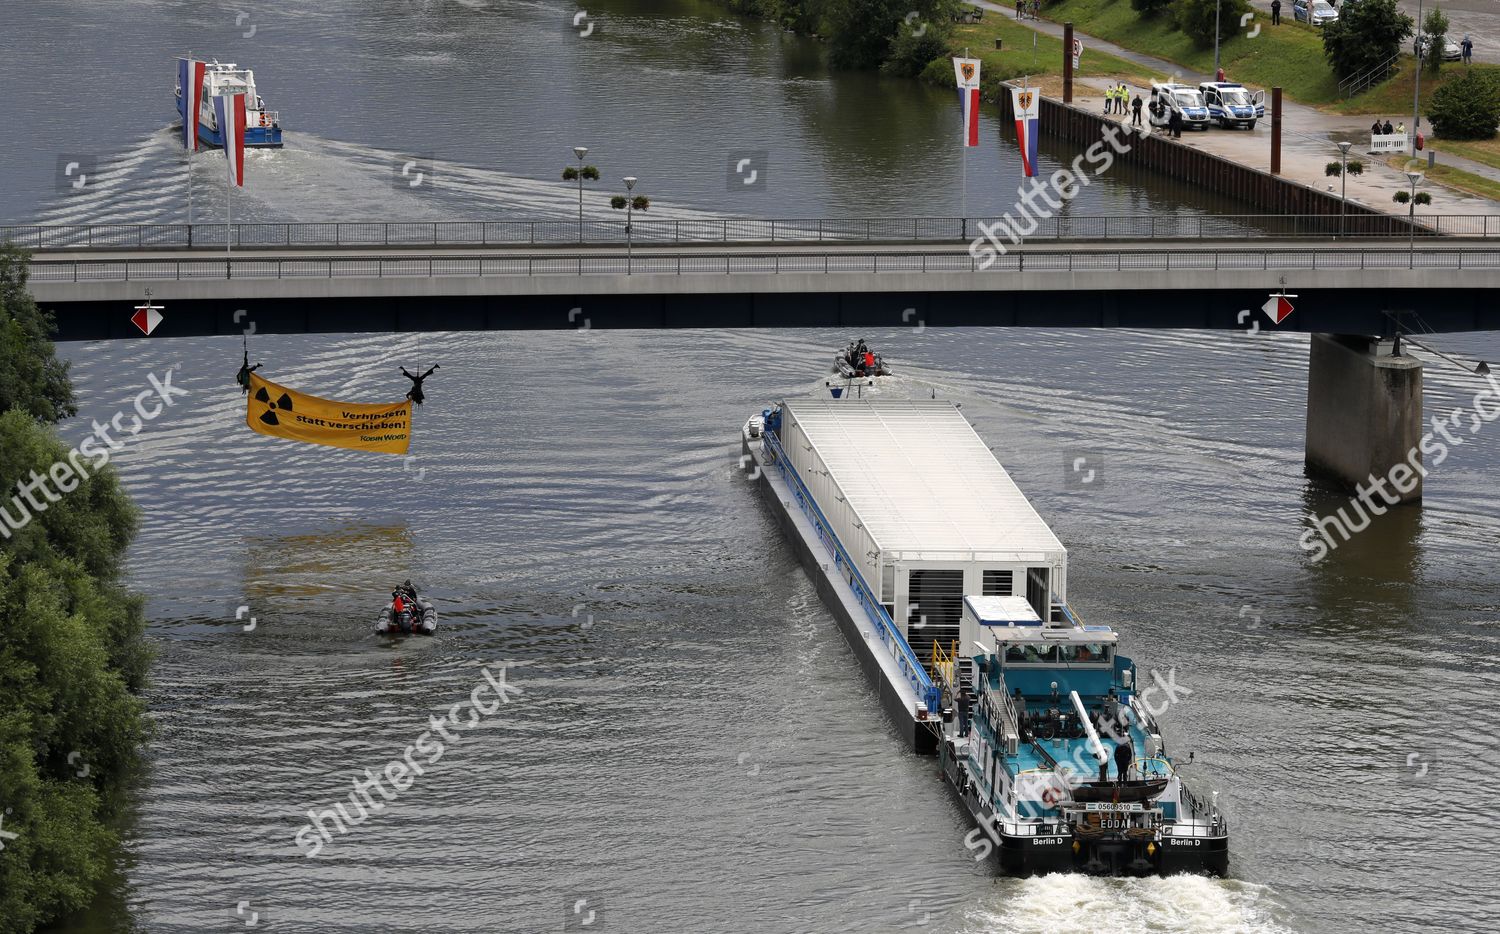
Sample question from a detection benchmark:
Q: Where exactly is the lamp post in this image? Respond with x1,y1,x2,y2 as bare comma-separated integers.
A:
573,146,588,241
1412,0,1425,156
1214,0,1222,75
1405,170,1423,269
1337,140,1352,236
624,176,637,273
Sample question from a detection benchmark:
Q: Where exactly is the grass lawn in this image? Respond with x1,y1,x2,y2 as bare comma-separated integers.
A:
1431,136,1500,173
1384,155,1500,201
1328,60,1500,117
1038,0,1340,101
945,15,1163,92
1036,0,1500,117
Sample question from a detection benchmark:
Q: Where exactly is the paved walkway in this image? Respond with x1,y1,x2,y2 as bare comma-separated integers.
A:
974,1,1500,214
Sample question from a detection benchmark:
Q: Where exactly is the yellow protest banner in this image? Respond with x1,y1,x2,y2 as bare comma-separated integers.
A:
246,372,412,454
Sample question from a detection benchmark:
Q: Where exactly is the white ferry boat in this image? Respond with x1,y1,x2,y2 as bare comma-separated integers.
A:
175,59,283,148
740,398,1228,876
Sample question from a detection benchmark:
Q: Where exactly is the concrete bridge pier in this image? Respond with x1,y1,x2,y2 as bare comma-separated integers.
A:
1305,333,1424,504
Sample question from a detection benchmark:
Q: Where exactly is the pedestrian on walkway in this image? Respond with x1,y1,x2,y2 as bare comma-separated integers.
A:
1462,35,1473,65
1169,108,1183,139
1383,119,1394,134
1271,0,1281,25
1131,94,1143,126
1030,0,1040,20
1396,121,1406,136
1016,0,1024,20
1371,119,1382,135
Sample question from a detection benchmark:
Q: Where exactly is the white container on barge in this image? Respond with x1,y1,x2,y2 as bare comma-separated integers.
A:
741,399,1069,751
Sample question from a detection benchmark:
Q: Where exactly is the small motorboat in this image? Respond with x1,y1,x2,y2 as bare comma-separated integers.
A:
376,587,436,636
834,339,890,379
1069,778,1171,804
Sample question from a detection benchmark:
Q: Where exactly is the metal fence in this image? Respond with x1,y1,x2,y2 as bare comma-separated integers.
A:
25,246,1500,284
4,212,1489,252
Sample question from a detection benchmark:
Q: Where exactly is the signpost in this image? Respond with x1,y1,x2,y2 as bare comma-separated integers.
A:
1262,292,1296,325
132,293,165,335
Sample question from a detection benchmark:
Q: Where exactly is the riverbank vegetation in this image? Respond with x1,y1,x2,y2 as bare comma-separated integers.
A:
0,244,151,934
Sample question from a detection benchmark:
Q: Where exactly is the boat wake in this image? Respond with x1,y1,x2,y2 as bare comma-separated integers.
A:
963,874,1295,934
20,128,727,227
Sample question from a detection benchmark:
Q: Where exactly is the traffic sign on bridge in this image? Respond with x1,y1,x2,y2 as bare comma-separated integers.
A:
131,301,164,335
1262,293,1296,325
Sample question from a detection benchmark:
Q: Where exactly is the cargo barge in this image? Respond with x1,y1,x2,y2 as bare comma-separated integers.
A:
740,398,1227,876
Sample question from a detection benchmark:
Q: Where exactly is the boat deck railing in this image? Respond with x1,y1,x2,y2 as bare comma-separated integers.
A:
762,427,941,714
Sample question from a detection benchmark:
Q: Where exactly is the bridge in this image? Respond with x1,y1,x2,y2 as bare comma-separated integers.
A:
10,214,1500,340
11,215,1498,505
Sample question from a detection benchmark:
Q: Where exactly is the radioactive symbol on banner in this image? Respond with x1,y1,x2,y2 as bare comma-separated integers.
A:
254,386,294,426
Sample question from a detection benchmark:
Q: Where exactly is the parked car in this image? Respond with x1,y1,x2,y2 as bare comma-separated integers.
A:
1415,34,1463,62
1293,0,1339,25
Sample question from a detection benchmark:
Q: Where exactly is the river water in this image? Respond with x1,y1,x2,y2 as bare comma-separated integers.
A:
4,1,1497,933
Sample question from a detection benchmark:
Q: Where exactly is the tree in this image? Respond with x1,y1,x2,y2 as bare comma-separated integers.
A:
1172,0,1252,50
0,245,150,934
0,247,75,424
1131,0,1174,17
1427,69,1500,140
1321,0,1414,81
882,4,957,78
826,0,907,70
1422,6,1450,74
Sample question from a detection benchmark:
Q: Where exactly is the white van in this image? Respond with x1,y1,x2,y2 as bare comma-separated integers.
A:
1149,83,1210,131
1198,81,1266,130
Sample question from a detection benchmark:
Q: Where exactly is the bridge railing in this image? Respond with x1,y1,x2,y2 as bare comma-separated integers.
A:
3,213,1489,252
25,245,1500,283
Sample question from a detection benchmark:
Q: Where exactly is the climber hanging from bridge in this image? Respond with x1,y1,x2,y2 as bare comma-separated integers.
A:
401,364,439,406
236,336,263,394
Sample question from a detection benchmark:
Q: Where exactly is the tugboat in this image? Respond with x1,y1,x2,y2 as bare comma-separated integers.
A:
175,59,283,148
834,339,890,380
937,595,1228,876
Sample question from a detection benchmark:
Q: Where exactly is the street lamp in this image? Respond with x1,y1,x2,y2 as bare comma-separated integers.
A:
1214,0,1222,75
563,146,599,243
1412,0,1425,156
624,176,636,270
609,176,649,274
1405,170,1423,269
1337,141,1352,236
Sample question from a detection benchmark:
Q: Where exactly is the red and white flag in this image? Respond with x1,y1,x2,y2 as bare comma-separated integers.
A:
213,94,248,187
178,58,206,151
1012,86,1040,178
953,57,981,148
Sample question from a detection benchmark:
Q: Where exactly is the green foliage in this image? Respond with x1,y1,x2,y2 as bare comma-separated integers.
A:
882,8,955,78
826,0,907,69
1171,0,1250,50
610,195,626,210
1428,69,1500,140
0,247,76,425
0,250,150,934
1326,162,1343,176
1321,0,1414,81
1415,191,1432,205
1393,189,1410,203
1348,160,1364,175
610,196,651,211
562,165,600,182
1131,0,1174,16
1423,6,1450,74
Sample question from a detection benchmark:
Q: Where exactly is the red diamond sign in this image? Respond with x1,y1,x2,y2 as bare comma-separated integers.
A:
1262,293,1296,325
131,303,164,335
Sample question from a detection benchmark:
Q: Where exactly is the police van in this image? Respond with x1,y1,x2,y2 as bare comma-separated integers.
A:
1197,82,1265,130
1148,83,1210,131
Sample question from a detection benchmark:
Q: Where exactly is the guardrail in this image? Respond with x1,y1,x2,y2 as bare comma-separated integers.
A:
4,212,1487,252
26,246,1500,284
762,425,941,714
